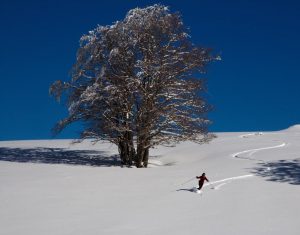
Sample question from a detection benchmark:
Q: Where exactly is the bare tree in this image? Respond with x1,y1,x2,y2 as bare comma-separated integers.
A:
50,4,217,167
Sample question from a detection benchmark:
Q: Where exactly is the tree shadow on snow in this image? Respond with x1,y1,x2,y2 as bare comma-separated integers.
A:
251,158,300,185
0,147,121,167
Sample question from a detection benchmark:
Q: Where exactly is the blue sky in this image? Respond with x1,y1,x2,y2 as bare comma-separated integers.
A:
0,0,299,140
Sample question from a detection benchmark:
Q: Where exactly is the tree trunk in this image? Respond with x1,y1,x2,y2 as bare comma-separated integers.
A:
136,138,149,168
118,131,135,166
118,140,127,165
127,131,135,166
142,147,149,167
136,141,144,168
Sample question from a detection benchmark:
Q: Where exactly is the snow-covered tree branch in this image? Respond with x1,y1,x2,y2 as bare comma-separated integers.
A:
50,4,217,167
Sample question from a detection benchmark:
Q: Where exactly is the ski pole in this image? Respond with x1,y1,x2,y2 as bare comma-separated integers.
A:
179,176,195,186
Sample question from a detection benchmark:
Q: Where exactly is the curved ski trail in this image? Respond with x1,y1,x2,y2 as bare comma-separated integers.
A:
208,142,286,191
179,140,287,193
232,143,286,161
203,174,254,190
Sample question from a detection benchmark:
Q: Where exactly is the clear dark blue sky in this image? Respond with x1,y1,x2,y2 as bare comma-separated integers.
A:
1,0,299,140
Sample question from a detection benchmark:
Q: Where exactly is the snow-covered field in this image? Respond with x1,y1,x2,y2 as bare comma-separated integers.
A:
1,126,300,235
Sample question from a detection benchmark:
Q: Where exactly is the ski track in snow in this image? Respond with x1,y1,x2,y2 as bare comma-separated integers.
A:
203,174,254,190
207,138,287,191
213,182,227,190
178,135,287,193
239,132,263,138
231,142,286,161
176,174,254,193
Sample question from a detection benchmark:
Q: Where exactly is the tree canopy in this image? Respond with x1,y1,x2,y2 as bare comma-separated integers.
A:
50,4,217,167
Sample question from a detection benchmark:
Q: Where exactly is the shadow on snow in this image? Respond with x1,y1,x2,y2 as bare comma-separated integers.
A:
0,147,121,167
176,188,196,193
251,158,300,185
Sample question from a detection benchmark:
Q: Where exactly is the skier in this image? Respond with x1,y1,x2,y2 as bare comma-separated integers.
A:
196,173,209,190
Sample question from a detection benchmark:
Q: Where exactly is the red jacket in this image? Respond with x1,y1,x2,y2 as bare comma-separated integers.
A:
197,175,209,183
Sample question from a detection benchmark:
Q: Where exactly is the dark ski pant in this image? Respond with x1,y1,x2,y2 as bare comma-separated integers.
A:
198,182,204,190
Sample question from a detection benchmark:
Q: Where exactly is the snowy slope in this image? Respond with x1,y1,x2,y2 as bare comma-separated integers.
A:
0,126,300,235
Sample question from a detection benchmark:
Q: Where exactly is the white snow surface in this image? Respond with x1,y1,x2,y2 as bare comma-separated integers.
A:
1,126,300,235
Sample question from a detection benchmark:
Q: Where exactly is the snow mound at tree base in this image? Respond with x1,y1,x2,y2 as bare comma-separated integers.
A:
147,159,175,167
